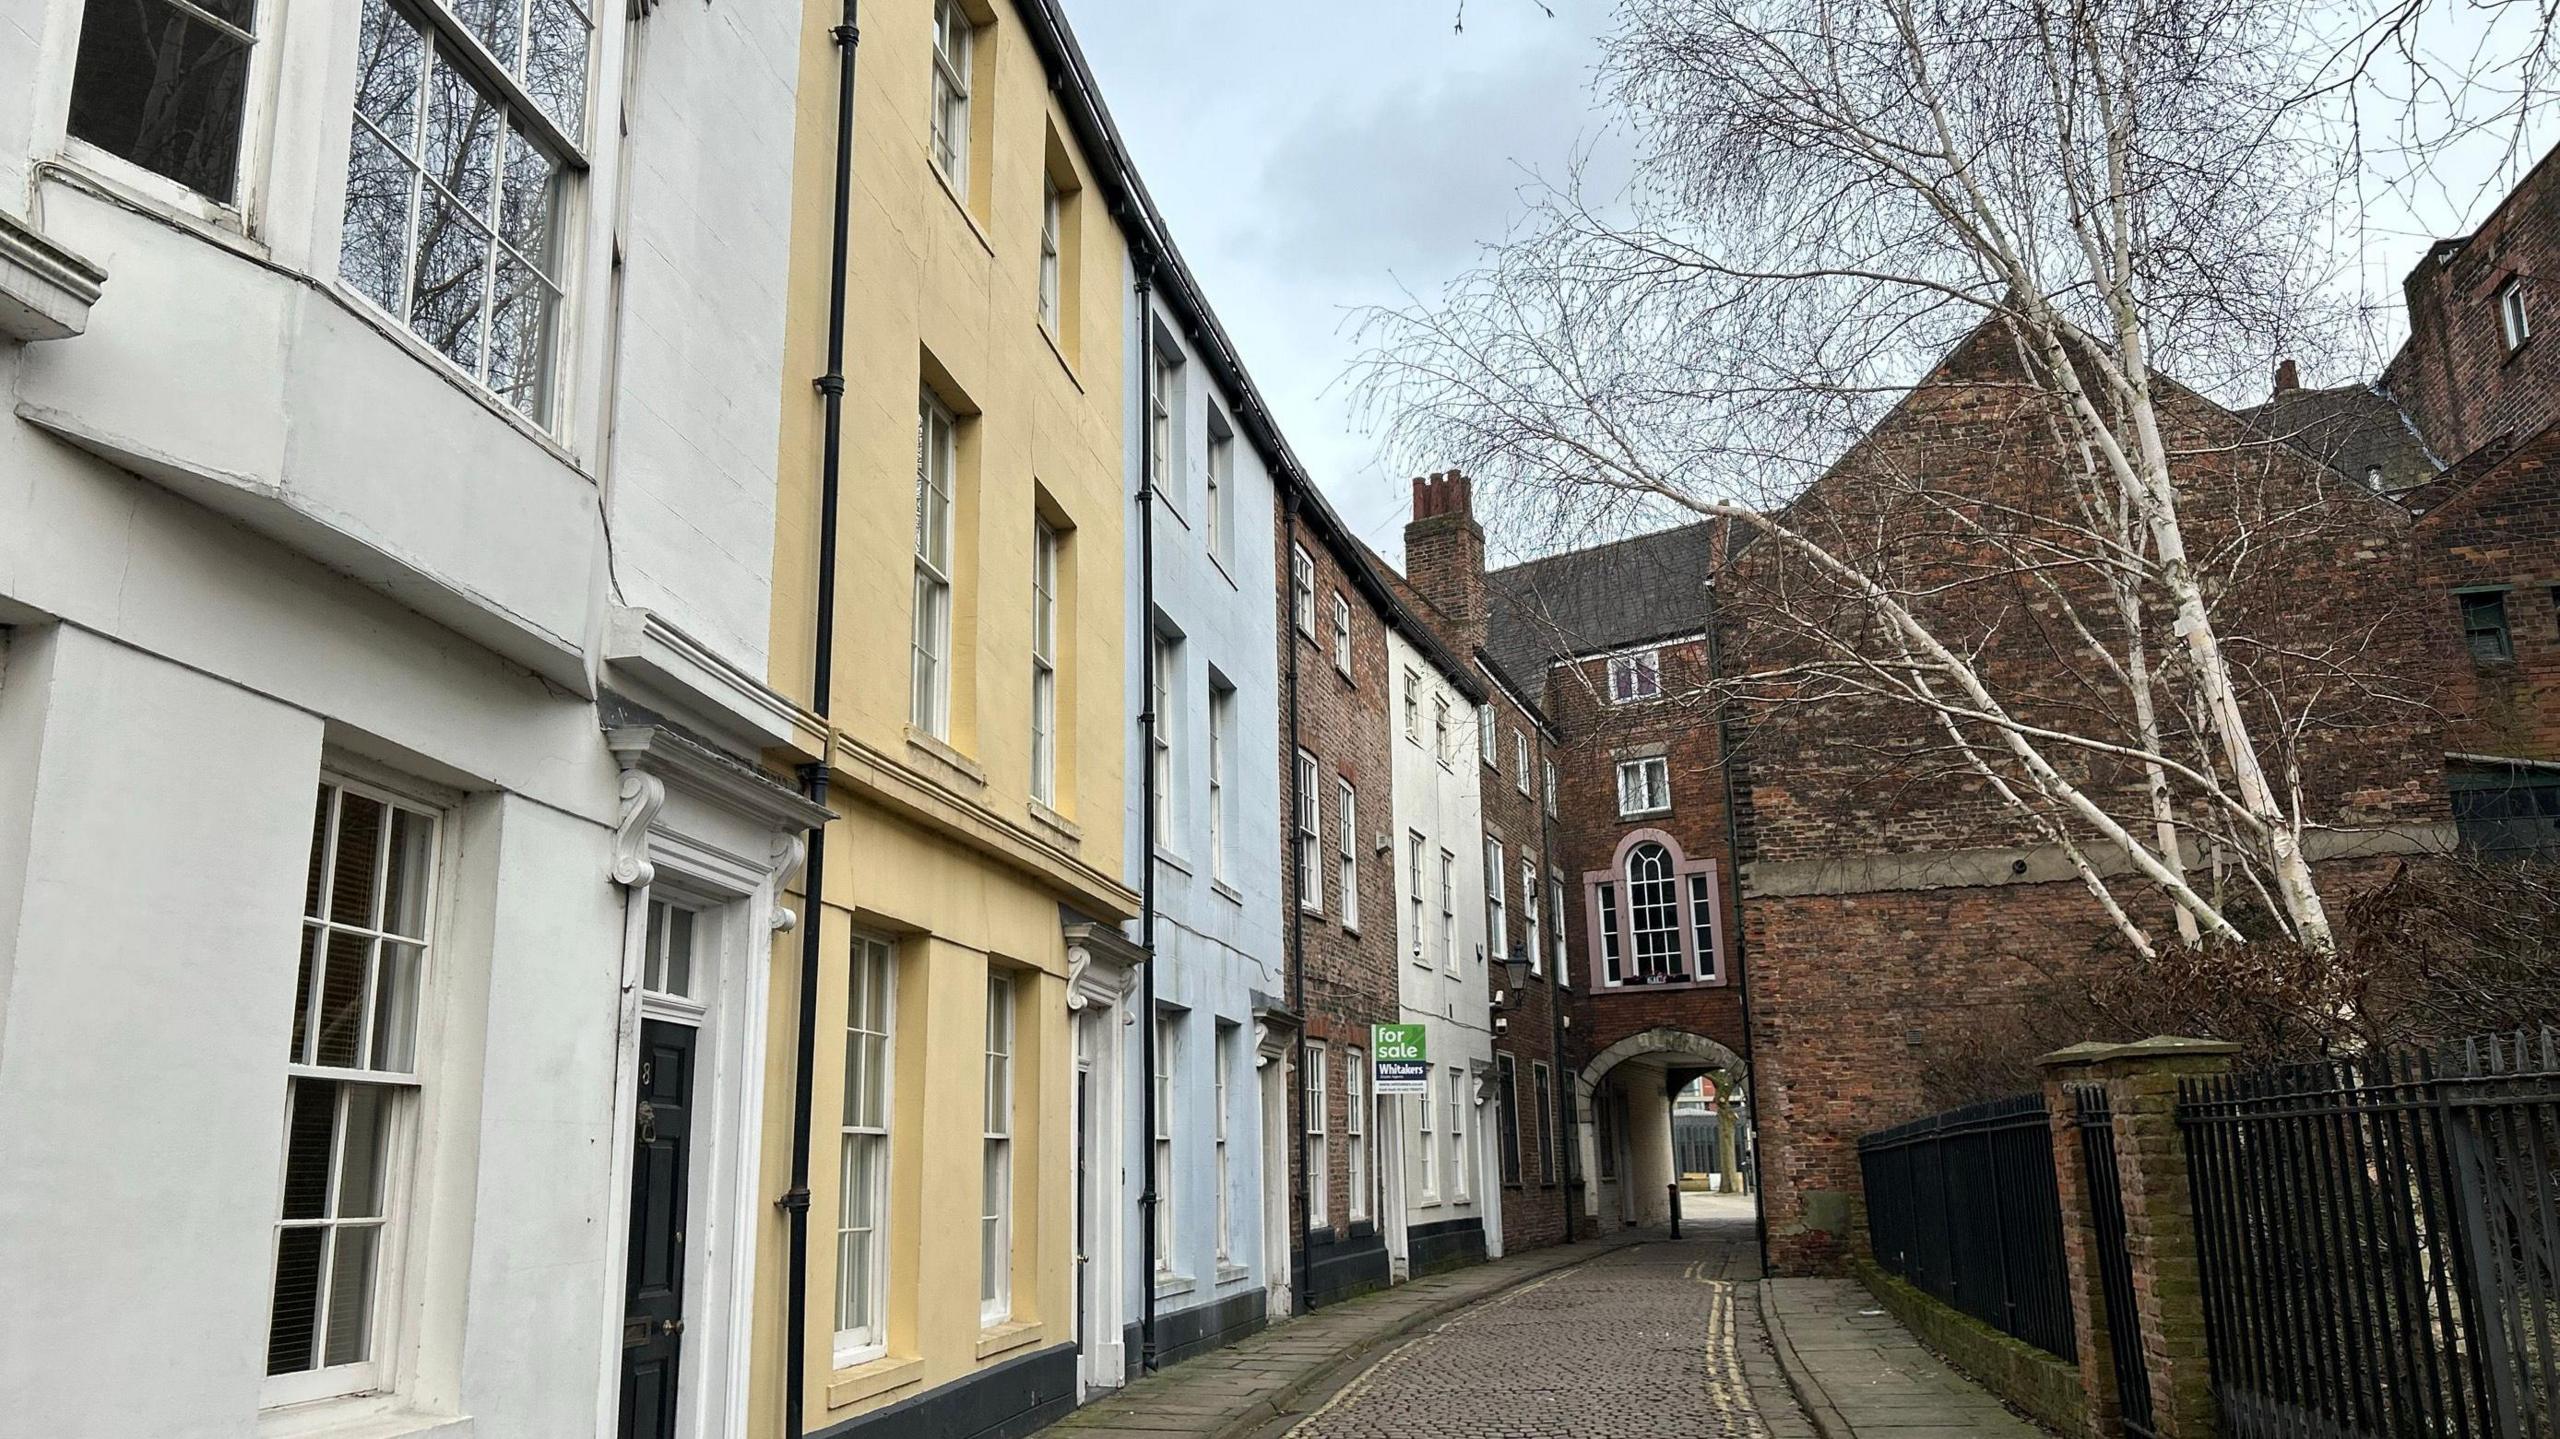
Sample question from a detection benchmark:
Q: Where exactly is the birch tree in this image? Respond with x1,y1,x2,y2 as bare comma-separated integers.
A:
1357,0,2455,956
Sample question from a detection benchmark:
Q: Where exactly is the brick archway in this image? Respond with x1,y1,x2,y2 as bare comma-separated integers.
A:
1577,1026,1746,1098
1572,1028,1749,1227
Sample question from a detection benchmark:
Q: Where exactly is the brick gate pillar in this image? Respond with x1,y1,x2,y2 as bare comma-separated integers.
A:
2040,1037,2237,1439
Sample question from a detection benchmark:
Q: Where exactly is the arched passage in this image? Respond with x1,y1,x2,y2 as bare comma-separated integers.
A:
1573,1027,1753,1230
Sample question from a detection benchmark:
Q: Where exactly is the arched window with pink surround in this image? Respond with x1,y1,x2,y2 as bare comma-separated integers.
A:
1582,829,1724,988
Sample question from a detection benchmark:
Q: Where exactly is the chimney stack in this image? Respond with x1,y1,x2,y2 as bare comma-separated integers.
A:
1403,469,1488,649
2273,358,2300,394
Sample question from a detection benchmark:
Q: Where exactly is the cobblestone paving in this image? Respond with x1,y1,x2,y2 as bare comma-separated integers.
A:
1290,1218,1778,1438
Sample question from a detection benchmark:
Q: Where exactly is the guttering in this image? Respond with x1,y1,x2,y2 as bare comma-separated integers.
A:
1134,261,1162,1374
1284,486,1313,1314
784,7,859,1435
1704,517,1770,1275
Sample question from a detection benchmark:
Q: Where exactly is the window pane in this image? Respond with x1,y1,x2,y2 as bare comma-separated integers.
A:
323,1224,380,1366
409,189,490,375
449,0,521,68
290,929,319,1061
353,0,425,146
662,908,694,997
280,1079,340,1221
335,1085,390,1217
423,54,500,220
68,0,253,204
341,125,419,315
267,1226,326,1374
523,0,590,133
331,793,386,927
369,941,421,1071
499,126,563,270
313,931,373,1068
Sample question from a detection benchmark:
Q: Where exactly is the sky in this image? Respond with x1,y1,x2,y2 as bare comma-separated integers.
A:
1063,0,1625,567
1061,1,2553,569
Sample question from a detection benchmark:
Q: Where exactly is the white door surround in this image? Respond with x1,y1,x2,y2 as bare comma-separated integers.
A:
1253,1015,1297,1320
1064,923,1142,1398
598,727,824,1439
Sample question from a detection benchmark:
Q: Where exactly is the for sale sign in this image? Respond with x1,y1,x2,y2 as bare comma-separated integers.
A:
1372,1023,1429,1095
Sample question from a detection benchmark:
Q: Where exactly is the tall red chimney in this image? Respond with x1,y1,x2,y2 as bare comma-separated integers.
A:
1404,470,1488,648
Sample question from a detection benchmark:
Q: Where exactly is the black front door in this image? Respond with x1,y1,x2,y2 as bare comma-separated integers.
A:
620,1020,695,1439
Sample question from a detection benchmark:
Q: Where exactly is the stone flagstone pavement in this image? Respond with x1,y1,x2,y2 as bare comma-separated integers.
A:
1757,1277,2054,1438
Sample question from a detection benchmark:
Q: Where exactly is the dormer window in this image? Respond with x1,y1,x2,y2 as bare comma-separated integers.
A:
2500,277,2531,353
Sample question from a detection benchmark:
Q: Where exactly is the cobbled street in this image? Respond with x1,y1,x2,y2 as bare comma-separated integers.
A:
1288,1213,1785,1439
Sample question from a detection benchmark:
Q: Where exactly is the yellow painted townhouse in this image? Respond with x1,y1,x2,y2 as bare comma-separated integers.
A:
755,1,1142,1437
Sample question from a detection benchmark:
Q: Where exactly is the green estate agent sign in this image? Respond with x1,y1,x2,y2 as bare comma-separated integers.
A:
1372,1023,1429,1096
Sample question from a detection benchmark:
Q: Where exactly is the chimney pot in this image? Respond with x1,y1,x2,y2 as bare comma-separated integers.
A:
2274,358,2300,393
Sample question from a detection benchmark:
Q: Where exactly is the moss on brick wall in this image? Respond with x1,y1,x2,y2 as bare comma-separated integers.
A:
1854,1259,2087,1436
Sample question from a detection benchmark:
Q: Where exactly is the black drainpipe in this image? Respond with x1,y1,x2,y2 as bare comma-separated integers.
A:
784,7,858,1436
1284,484,1311,1314
1538,721,1573,1243
1704,517,1769,1275
1134,260,1162,1374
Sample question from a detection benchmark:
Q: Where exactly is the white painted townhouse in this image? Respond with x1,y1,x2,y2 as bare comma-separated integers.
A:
0,3,823,1437
1383,624,1498,1276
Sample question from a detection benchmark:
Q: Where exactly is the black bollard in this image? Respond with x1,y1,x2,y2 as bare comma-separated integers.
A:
1667,1182,1682,1238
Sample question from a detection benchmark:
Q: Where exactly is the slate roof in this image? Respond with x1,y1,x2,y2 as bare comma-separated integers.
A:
1482,522,1721,705
2242,383,2440,493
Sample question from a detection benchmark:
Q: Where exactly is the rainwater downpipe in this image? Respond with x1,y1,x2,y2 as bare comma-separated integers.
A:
1134,261,1162,1374
784,6,858,1435
1284,484,1312,1314
1538,723,1573,1244
1704,519,1769,1275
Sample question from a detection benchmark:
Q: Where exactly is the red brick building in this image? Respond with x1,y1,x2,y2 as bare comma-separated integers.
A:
2373,152,2560,841
1275,479,1482,1302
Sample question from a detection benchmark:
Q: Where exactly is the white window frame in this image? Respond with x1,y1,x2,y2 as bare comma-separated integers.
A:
1295,749,1323,913
1291,543,1317,637
1515,733,1532,794
1478,703,1497,767
1336,780,1359,932
835,933,896,1365
1306,1040,1330,1228
1153,1010,1177,1273
1037,174,1061,334
326,0,596,431
1543,759,1558,818
1345,1049,1370,1222
1030,517,1059,804
1550,870,1570,987
1607,650,1662,705
929,0,973,195
1439,848,1457,973
1433,698,1451,768
1407,832,1428,967
1151,631,1177,849
1213,1022,1233,1263
1331,593,1353,676
1485,838,1506,963
1402,669,1421,741
1617,756,1671,818
1448,1065,1470,1202
981,971,1014,1327
1522,858,1541,976
2502,276,2532,352
1206,408,1234,564
265,774,444,1408
1417,1068,1438,1203
1208,681,1233,881
913,393,957,737
1150,346,1181,511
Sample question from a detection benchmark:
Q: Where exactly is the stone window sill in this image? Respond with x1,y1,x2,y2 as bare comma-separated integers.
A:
904,726,986,789
257,1399,471,1439
826,1354,923,1409
1215,1262,1253,1286
1153,1269,1197,1300
1028,797,1082,846
976,1319,1043,1361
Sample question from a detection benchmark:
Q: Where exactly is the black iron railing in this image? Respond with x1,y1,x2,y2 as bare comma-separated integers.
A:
1859,1092,2077,1361
2073,1085,2158,1439
2180,1032,2560,1439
